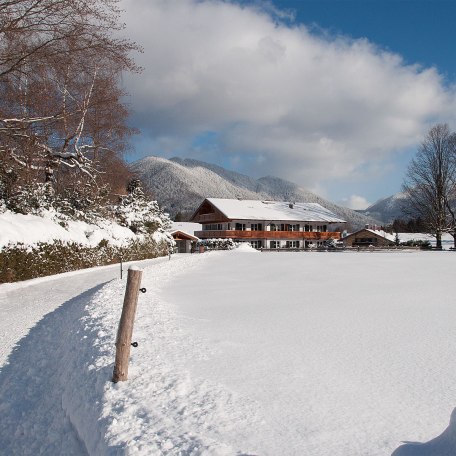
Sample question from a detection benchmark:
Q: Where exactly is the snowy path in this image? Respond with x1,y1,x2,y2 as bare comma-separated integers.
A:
0,257,169,367
0,256,178,456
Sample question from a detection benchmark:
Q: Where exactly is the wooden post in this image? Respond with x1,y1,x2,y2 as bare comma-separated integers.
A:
112,266,143,382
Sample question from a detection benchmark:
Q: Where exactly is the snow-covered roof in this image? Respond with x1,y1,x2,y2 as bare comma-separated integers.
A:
206,198,346,223
169,230,198,241
344,228,396,242
365,229,396,242
170,222,200,235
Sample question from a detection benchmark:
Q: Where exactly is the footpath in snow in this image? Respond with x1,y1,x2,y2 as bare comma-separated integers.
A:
1,249,456,455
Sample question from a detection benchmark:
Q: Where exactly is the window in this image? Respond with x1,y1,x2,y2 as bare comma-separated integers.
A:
270,223,278,231
251,223,263,231
204,224,223,230
235,223,246,231
290,224,300,231
250,240,263,249
305,224,313,232
270,241,280,249
286,241,300,248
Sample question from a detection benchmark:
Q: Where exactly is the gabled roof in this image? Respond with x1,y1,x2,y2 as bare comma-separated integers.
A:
169,230,199,241
198,198,346,223
343,228,395,243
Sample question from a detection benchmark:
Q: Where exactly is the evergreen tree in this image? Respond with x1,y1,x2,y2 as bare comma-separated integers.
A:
115,179,172,235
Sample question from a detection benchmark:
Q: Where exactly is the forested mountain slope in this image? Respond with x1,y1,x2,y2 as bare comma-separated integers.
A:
131,156,381,229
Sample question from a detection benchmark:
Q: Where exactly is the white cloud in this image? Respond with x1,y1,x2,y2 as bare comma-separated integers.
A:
341,195,372,210
120,0,456,191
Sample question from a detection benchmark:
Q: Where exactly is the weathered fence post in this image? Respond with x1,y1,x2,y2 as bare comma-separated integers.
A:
112,266,143,383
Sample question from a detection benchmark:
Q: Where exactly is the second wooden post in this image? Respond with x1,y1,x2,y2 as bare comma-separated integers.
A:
112,266,143,383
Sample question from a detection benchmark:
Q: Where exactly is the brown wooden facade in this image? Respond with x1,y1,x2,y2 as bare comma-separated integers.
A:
342,229,395,247
194,230,340,241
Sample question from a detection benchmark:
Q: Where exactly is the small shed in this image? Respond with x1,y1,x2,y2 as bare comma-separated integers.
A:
170,230,198,253
342,227,396,248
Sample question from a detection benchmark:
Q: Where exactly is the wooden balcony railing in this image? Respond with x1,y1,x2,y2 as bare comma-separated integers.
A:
195,230,341,240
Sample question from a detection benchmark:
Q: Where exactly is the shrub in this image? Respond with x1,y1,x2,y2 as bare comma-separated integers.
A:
400,239,432,249
196,238,237,250
0,236,169,283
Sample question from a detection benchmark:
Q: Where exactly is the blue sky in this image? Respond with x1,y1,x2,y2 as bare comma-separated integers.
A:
121,0,456,209
272,0,456,81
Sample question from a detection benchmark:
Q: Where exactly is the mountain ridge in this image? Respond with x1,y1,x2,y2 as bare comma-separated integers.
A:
130,156,382,230
358,192,408,224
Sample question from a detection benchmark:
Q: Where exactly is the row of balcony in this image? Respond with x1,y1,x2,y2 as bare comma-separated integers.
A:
195,230,340,240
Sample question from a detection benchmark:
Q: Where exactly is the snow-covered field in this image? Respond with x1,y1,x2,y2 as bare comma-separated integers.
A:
1,248,456,455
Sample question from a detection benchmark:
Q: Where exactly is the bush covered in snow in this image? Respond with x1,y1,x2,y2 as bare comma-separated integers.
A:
6,181,54,216
113,179,171,235
0,177,175,283
0,236,169,283
197,238,237,250
400,239,432,249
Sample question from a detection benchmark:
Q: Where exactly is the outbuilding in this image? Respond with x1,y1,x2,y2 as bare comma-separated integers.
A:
169,230,198,253
342,226,396,248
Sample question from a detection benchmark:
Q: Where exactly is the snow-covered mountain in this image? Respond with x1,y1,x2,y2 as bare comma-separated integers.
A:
359,192,408,224
130,156,381,229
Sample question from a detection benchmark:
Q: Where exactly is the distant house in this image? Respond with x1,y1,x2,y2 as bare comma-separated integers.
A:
169,230,198,253
169,222,200,253
190,198,346,249
342,226,396,248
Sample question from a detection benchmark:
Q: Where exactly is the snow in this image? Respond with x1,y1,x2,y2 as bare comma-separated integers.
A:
1,250,456,455
170,221,201,235
0,209,137,248
392,408,456,455
234,242,260,253
206,198,346,222
398,232,454,249
366,228,396,242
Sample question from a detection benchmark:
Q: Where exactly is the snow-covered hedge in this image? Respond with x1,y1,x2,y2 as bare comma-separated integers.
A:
400,239,432,249
0,178,176,283
196,238,237,250
0,236,169,283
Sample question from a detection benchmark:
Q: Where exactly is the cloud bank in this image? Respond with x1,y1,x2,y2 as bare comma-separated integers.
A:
120,0,456,197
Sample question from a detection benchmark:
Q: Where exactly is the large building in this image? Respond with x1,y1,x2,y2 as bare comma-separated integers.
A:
191,198,346,249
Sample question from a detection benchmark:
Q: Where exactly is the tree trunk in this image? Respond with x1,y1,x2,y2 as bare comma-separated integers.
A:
436,231,442,250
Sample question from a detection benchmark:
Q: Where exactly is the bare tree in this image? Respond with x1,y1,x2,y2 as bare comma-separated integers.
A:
0,0,140,188
402,123,456,249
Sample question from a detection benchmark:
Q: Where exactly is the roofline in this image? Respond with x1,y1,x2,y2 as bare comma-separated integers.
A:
190,198,231,222
169,230,199,241
196,198,346,223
